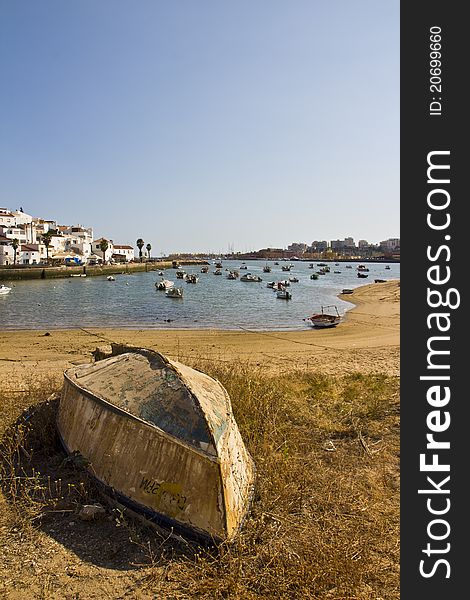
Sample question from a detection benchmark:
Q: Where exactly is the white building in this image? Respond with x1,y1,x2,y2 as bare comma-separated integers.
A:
112,245,135,262
380,238,400,251
92,238,114,263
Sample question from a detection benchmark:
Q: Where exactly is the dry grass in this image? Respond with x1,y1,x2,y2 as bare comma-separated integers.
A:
0,362,399,599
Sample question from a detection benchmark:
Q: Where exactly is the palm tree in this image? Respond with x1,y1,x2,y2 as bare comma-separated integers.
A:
11,238,19,265
42,230,53,263
99,239,109,264
146,243,152,260
136,238,144,262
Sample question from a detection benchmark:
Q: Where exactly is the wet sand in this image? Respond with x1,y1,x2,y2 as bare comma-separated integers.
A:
0,280,399,385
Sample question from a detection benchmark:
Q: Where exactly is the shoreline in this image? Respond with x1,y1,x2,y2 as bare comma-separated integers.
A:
0,281,399,382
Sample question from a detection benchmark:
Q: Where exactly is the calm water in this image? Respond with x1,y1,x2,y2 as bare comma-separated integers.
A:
0,260,399,331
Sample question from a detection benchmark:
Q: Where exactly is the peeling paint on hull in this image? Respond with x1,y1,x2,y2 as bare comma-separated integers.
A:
56,346,255,542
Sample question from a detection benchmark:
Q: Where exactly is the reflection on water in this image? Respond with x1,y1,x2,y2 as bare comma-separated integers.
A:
0,261,399,331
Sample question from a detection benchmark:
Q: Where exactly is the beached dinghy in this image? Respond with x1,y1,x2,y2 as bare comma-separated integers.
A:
56,345,255,543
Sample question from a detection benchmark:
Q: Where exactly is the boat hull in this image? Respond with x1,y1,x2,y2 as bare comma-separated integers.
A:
56,348,255,543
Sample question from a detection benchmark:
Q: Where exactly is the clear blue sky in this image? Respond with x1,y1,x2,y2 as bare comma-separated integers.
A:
0,1,399,255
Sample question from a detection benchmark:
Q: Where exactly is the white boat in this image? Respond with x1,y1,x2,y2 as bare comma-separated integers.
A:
200,266,209,273
107,276,116,281
155,279,174,290
56,345,255,543
213,268,222,275
240,273,262,282
239,264,248,270
0,284,12,295
176,270,185,279
166,287,183,298
276,289,292,300
70,273,87,277
305,305,341,328
288,277,299,283
185,274,199,283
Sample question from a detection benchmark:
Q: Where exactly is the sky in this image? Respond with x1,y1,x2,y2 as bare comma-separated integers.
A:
0,1,399,255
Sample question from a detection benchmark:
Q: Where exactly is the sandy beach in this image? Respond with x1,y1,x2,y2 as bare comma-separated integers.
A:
0,280,399,384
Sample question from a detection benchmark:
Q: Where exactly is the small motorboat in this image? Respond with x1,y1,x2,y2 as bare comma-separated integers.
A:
213,268,222,275
346,265,353,269
357,272,368,278
70,273,87,277
310,273,319,280
281,265,292,272
200,266,209,273
107,275,116,281
266,281,276,288
0,284,12,295
385,265,391,270
274,262,279,266
288,277,299,283
239,263,248,270
308,263,314,269
155,279,174,290
176,270,186,279
185,274,199,283
305,305,341,328
276,289,292,300
263,264,271,273
333,271,341,274
341,288,354,295
240,273,262,282
226,271,238,280
357,265,369,272
374,279,386,283
158,271,164,276
166,287,183,298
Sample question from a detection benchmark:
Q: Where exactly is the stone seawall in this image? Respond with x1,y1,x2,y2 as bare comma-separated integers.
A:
0,260,208,281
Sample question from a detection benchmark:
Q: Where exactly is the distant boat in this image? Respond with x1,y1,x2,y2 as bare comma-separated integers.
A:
281,265,292,272
276,289,292,300
341,288,354,294
155,279,174,290
70,273,86,277
308,263,314,269
185,274,199,283
240,273,262,282
357,272,368,278
200,266,209,273
385,265,391,270
0,284,12,295
346,265,353,269
176,270,185,279
357,265,369,271
107,275,115,281
333,271,341,274
305,305,341,328
263,264,271,273
375,279,387,283
266,281,276,288
213,268,222,275
288,277,299,283
310,273,319,280
239,263,248,270
166,287,184,298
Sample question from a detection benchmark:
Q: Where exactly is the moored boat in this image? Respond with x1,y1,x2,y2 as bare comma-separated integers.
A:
240,273,262,282
276,289,292,300
155,279,174,290
0,284,12,295
56,345,255,543
341,288,354,294
262,264,271,273
305,305,341,328
166,287,184,298
357,272,368,278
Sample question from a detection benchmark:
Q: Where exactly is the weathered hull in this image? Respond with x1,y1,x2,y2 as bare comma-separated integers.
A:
57,348,255,543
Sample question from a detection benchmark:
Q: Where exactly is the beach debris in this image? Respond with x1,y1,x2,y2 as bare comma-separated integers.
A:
92,345,113,362
79,504,106,521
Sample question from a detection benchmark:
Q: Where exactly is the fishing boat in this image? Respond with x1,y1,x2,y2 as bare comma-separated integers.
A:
276,289,292,300
155,279,174,290
166,287,184,298
305,305,341,328
56,345,255,543
240,273,262,282
357,272,368,278
0,284,12,295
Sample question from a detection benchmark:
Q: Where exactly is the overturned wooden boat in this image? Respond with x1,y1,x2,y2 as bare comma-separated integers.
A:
57,345,255,543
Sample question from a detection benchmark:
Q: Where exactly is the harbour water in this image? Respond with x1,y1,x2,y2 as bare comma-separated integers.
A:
0,260,399,331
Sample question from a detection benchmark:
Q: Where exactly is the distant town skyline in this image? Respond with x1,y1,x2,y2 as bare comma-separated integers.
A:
1,1,399,255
